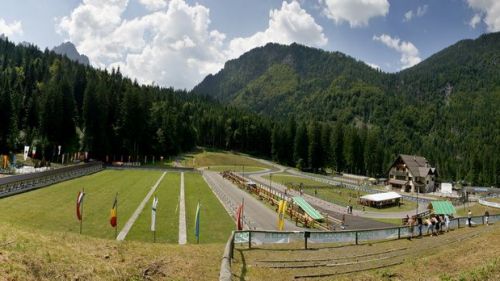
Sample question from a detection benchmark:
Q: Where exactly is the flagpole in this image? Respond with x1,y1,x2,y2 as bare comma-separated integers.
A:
197,200,200,244
241,198,244,230
80,188,84,234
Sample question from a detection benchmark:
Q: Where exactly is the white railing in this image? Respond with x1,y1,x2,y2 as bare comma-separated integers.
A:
478,197,500,209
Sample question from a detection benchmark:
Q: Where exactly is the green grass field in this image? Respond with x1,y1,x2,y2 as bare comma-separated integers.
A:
184,173,234,244
456,203,500,216
179,150,272,170
263,173,331,187
0,170,162,239
486,197,500,203
264,173,417,213
126,172,180,243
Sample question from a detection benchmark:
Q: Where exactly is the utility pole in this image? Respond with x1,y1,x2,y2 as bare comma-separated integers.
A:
416,186,419,217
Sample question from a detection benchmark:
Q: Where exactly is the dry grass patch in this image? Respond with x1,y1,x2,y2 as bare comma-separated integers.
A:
0,222,224,280
231,223,500,280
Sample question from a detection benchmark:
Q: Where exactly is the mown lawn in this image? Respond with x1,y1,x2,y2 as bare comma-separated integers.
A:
0,170,162,239
456,203,500,216
179,150,272,170
264,173,417,213
184,172,234,244
263,173,331,187
127,172,180,243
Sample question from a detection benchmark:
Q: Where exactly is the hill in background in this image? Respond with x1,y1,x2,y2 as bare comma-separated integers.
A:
193,32,500,185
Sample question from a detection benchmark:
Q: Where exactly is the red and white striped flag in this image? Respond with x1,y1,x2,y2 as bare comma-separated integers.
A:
236,200,244,230
76,191,85,221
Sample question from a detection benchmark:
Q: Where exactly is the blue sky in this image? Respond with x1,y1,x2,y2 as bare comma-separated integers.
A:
0,0,497,89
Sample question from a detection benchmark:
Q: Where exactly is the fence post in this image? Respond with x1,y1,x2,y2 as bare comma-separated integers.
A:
482,215,484,225
248,231,252,249
398,227,401,239
304,231,310,250
230,233,234,262
355,231,358,245
457,218,460,228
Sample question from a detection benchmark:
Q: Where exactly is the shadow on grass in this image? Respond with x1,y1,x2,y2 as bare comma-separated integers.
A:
234,249,248,281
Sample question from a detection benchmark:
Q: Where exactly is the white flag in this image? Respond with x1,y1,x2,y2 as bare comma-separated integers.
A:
23,146,29,161
151,196,159,232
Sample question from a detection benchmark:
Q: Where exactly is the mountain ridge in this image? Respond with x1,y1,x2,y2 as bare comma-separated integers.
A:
52,41,90,66
192,32,500,184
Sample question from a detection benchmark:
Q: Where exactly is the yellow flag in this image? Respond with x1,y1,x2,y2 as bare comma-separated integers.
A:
277,200,284,229
279,201,287,230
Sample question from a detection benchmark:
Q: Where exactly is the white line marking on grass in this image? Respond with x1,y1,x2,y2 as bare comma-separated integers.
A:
116,172,167,241
178,172,187,245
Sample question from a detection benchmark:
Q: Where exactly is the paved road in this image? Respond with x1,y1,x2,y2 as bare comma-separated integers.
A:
203,171,302,231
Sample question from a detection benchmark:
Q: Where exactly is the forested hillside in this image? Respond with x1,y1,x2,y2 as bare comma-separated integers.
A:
1,32,498,186
193,33,500,186
0,38,272,162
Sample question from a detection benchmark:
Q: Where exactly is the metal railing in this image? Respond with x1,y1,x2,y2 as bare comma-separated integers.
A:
219,214,500,281
0,162,104,198
478,197,500,209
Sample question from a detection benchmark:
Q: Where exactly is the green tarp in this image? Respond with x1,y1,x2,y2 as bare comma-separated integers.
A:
430,201,456,215
292,196,324,221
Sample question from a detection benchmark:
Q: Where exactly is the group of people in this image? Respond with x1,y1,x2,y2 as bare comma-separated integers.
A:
406,213,451,240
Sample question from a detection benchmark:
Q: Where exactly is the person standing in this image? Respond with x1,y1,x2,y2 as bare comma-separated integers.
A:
425,217,433,235
444,214,450,232
467,210,472,227
417,216,423,237
407,216,415,240
484,210,490,226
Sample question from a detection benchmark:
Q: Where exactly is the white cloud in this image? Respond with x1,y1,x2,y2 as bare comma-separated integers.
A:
469,13,481,28
403,5,428,22
403,10,413,22
57,0,327,89
227,1,327,59
0,18,23,37
320,0,389,27
373,34,421,69
366,62,381,70
139,0,168,11
466,0,500,32
416,5,428,17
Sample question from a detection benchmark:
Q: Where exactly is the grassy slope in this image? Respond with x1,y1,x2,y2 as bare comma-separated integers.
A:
233,223,500,280
0,222,223,281
179,150,272,169
456,203,500,216
126,172,180,243
0,170,162,239
265,173,417,213
184,173,234,244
